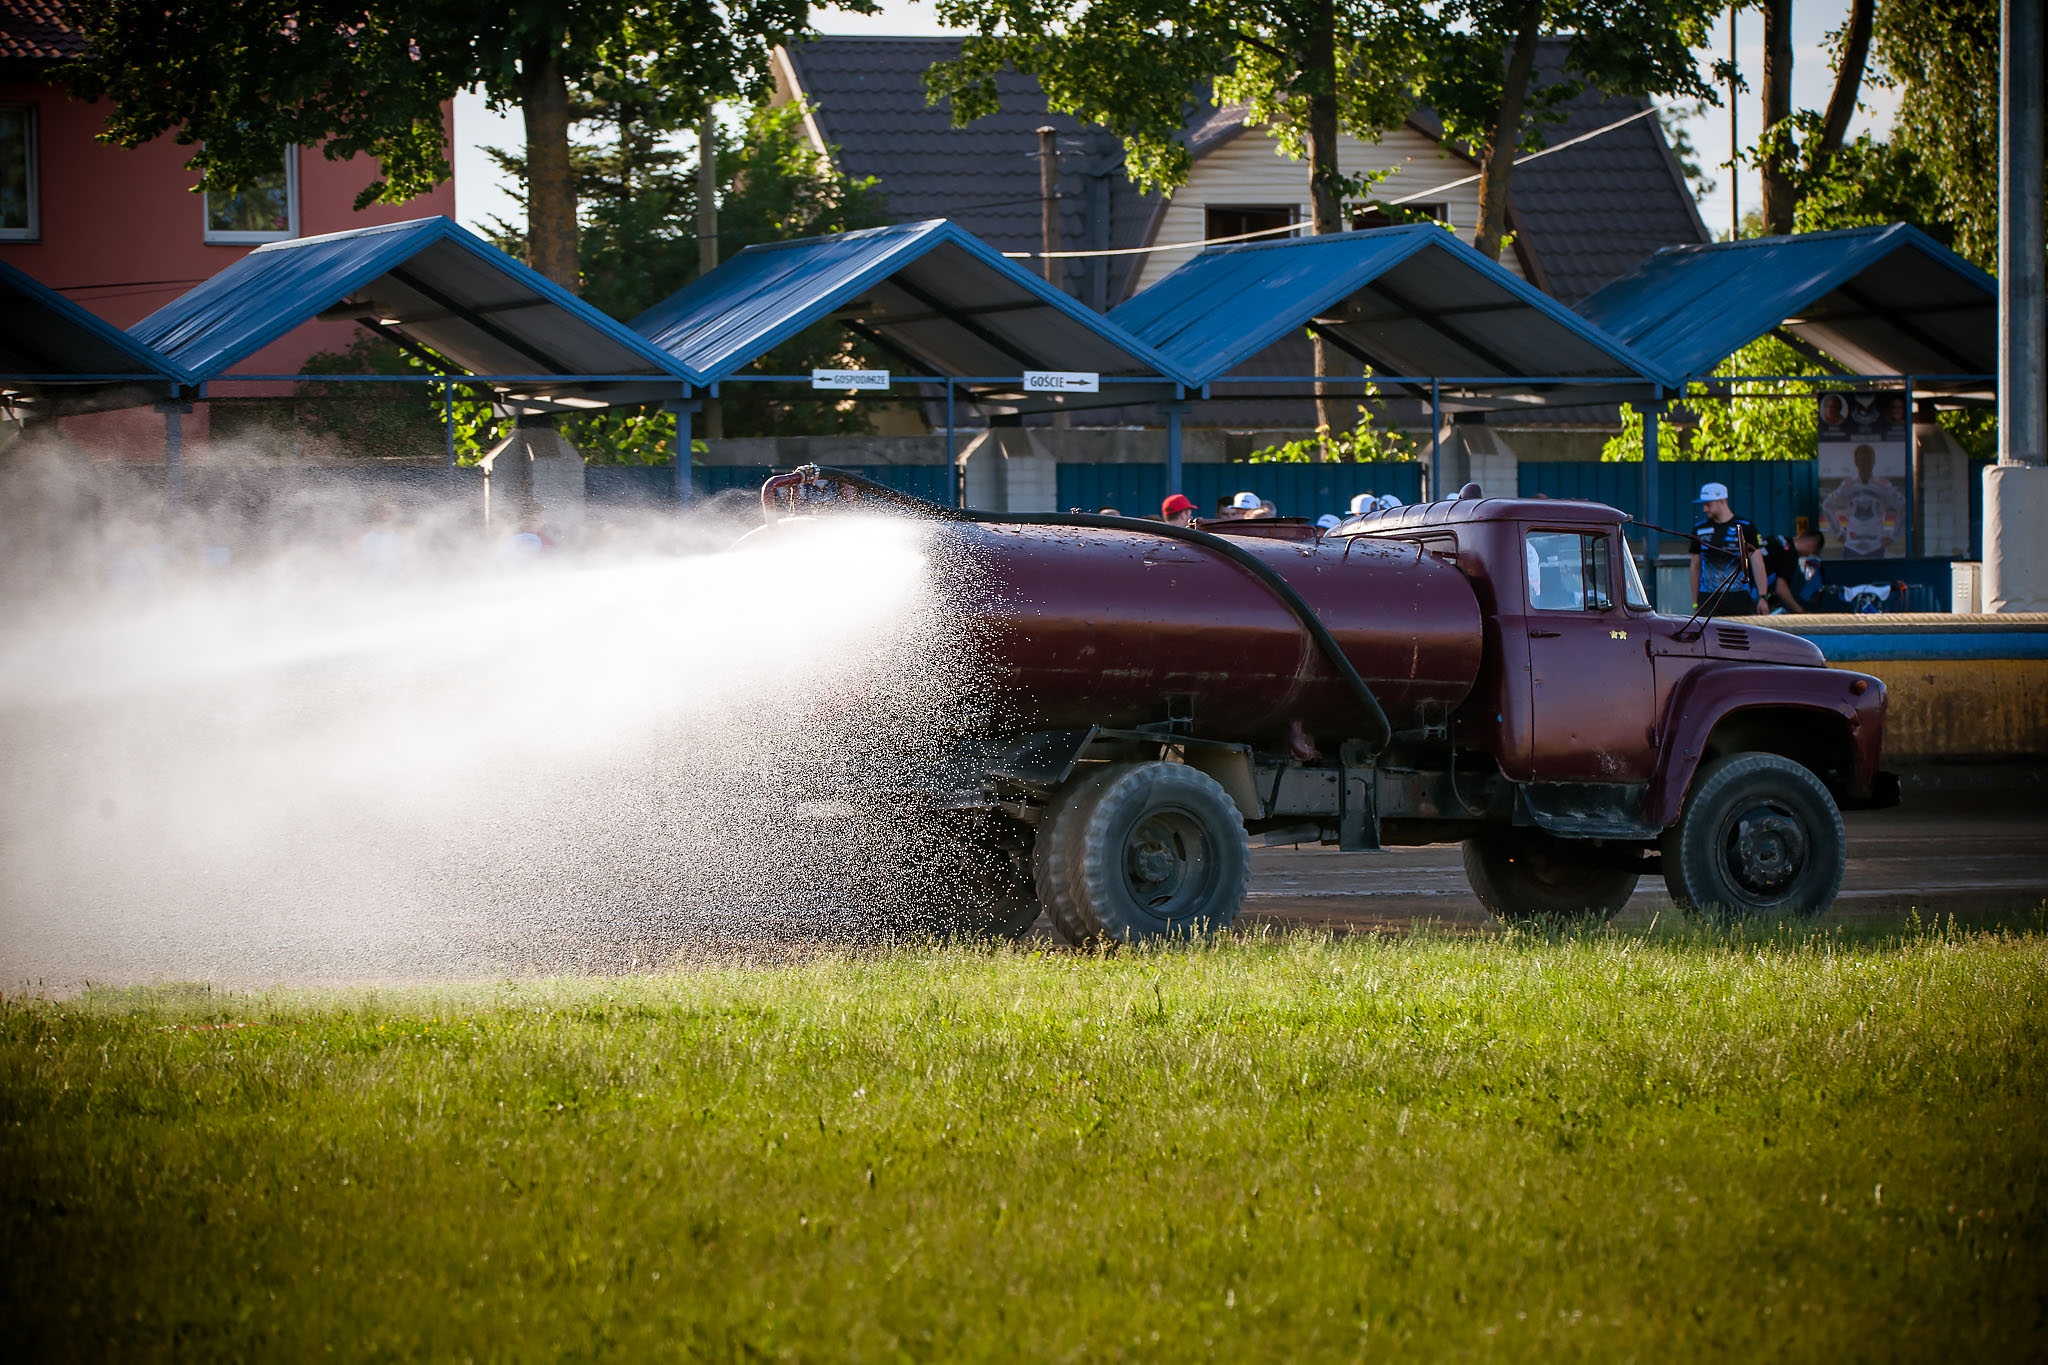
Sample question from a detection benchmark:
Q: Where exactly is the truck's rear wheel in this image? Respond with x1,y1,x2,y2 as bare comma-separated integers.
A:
1461,833,1639,929
1661,752,1845,925
1035,762,1250,944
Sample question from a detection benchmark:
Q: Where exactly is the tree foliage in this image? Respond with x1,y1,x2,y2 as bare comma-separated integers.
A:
1248,379,1418,463
58,0,855,288
1871,0,2008,267
1600,336,1827,463
1417,0,1721,258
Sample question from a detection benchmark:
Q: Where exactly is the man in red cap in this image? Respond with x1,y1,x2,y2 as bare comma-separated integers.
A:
1161,493,1197,526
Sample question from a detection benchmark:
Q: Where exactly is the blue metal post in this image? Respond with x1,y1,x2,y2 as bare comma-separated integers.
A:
1642,394,1662,607
1904,375,1919,556
946,379,959,507
666,396,700,504
1162,389,1186,496
444,381,456,470
1429,379,1441,501
161,403,183,501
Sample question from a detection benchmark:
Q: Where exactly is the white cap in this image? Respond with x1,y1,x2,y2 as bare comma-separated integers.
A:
1347,492,1377,515
1230,491,1263,510
1316,513,1342,530
1697,481,1730,502
1376,494,1404,511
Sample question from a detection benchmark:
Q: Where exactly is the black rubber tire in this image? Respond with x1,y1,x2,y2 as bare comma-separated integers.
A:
1661,752,1846,925
1034,761,1250,944
1461,833,1640,929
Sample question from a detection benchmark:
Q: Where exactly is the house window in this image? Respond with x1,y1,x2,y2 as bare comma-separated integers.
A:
203,149,298,244
1205,204,1296,245
1352,202,1446,231
0,106,37,241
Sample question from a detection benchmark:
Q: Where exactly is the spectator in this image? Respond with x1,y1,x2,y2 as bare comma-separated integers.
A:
1763,528,1828,613
1690,482,1768,615
1375,494,1404,512
1214,496,1235,520
1096,506,1122,517
1161,493,1197,526
1223,491,1263,520
1315,513,1342,532
357,496,407,580
1347,492,1377,517
1249,497,1277,520
502,502,555,561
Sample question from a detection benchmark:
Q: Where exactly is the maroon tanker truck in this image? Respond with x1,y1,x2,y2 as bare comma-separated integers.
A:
758,467,1898,942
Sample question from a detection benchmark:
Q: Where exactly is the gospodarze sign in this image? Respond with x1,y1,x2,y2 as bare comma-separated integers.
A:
1022,370,1101,394
811,369,890,390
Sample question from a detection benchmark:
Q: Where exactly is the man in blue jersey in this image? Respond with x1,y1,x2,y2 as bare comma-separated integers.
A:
1690,482,1768,616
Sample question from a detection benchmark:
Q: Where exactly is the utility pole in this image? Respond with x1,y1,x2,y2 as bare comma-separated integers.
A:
1036,126,1061,290
1728,3,1739,238
1985,0,2047,611
698,107,723,442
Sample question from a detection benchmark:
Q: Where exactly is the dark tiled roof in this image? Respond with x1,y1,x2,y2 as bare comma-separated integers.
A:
782,37,1161,308
784,36,1706,317
1510,41,1711,304
0,0,86,70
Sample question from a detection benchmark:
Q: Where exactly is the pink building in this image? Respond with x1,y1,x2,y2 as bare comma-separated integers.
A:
0,1,455,445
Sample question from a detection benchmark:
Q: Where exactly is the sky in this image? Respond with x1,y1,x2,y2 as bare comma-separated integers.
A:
453,0,1900,246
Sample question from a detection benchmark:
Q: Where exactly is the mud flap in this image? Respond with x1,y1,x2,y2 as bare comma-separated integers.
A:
1339,740,1380,851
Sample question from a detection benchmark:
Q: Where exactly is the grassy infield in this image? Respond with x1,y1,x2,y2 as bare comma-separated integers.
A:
2,922,2044,1359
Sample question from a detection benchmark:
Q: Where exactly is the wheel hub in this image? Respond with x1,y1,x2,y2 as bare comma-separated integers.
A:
1121,812,1209,913
1726,803,1807,896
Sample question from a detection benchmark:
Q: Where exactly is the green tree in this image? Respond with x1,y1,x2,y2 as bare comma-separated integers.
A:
1416,0,1721,261
59,0,858,291
928,0,1424,447
1248,375,1417,462
1871,0,2008,267
1600,335,1827,463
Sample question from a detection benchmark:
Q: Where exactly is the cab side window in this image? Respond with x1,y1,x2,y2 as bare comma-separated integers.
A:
1525,531,1613,611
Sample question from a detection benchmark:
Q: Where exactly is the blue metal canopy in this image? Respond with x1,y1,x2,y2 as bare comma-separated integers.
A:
1109,224,1676,394
131,216,692,404
0,259,190,410
633,219,1192,391
1575,223,1997,384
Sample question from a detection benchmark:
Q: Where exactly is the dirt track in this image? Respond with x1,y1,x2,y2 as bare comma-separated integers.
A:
1238,808,2048,934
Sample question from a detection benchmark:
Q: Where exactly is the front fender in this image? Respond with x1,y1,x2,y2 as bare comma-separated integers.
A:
1647,663,1888,829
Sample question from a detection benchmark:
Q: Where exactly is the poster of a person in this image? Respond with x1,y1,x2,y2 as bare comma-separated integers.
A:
1816,391,1909,560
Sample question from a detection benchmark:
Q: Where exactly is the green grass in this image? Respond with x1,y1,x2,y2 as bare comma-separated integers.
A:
4,926,2045,1360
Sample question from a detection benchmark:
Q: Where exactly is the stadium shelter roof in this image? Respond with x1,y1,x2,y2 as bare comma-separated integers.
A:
631,219,1192,402
1574,223,1997,390
0,258,190,413
130,217,692,409
1107,224,1678,408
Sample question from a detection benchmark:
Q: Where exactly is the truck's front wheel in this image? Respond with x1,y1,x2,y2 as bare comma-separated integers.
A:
1036,762,1250,944
1461,833,1639,929
1661,752,1846,925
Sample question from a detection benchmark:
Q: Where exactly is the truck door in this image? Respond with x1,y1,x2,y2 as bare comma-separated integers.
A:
1522,527,1658,783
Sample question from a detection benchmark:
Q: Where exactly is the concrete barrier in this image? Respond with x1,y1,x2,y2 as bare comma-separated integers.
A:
1754,614,2048,764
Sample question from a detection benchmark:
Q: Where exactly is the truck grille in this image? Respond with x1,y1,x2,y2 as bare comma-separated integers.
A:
1714,626,1751,651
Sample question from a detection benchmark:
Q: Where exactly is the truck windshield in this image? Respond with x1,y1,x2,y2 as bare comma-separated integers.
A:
1621,538,1651,608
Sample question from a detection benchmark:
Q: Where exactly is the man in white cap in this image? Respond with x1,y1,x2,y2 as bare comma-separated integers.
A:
1222,491,1263,520
1347,492,1378,517
1375,494,1404,512
1690,481,1768,615
1315,513,1343,532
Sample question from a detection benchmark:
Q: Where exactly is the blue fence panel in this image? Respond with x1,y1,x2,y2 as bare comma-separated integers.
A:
1054,464,1168,516
1057,462,1423,520
1518,461,1819,538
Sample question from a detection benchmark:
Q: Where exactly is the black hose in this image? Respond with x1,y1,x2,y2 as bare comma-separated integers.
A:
768,466,1394,756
